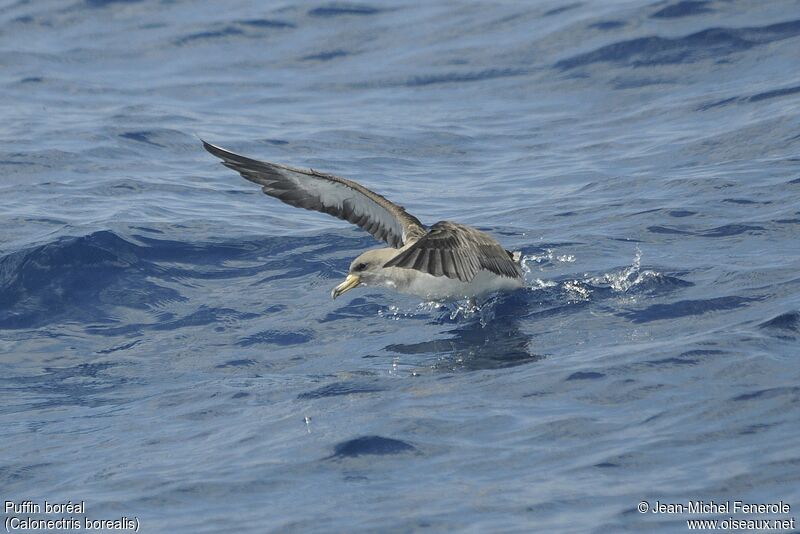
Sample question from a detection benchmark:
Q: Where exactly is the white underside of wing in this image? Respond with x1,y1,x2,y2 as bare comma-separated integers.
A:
288,171,410,243
202,142,423,247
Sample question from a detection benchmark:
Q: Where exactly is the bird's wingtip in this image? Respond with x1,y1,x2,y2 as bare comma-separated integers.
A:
194,133,212,148
200,138,231,160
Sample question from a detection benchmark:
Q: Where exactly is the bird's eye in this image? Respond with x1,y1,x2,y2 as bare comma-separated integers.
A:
355,262,368,272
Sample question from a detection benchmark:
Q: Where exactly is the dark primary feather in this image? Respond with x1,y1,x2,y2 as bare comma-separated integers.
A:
202,141,426,248
383,221,522,282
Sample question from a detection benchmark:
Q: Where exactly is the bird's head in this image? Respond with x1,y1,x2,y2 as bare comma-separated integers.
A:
331,248,397,299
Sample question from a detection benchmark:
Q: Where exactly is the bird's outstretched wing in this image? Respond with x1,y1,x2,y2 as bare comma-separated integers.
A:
383,221,522,282
203,141,426,248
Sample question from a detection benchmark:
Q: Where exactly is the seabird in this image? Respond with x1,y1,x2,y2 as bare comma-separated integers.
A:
202,141,524,301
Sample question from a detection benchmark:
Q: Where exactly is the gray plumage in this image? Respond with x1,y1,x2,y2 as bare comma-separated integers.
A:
203,141,523,297
383,221,521,282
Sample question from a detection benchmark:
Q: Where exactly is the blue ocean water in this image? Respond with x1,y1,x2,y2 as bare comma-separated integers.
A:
2,0,800,531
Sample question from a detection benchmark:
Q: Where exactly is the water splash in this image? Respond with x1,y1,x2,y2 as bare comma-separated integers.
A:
377,299,484,322
589,248,662,293
563,280,593,302
522,249,576,268
447,300,481,321
377,304,405,320
527,277,558,290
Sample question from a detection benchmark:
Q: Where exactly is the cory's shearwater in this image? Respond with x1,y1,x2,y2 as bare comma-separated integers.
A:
203,141,524,301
